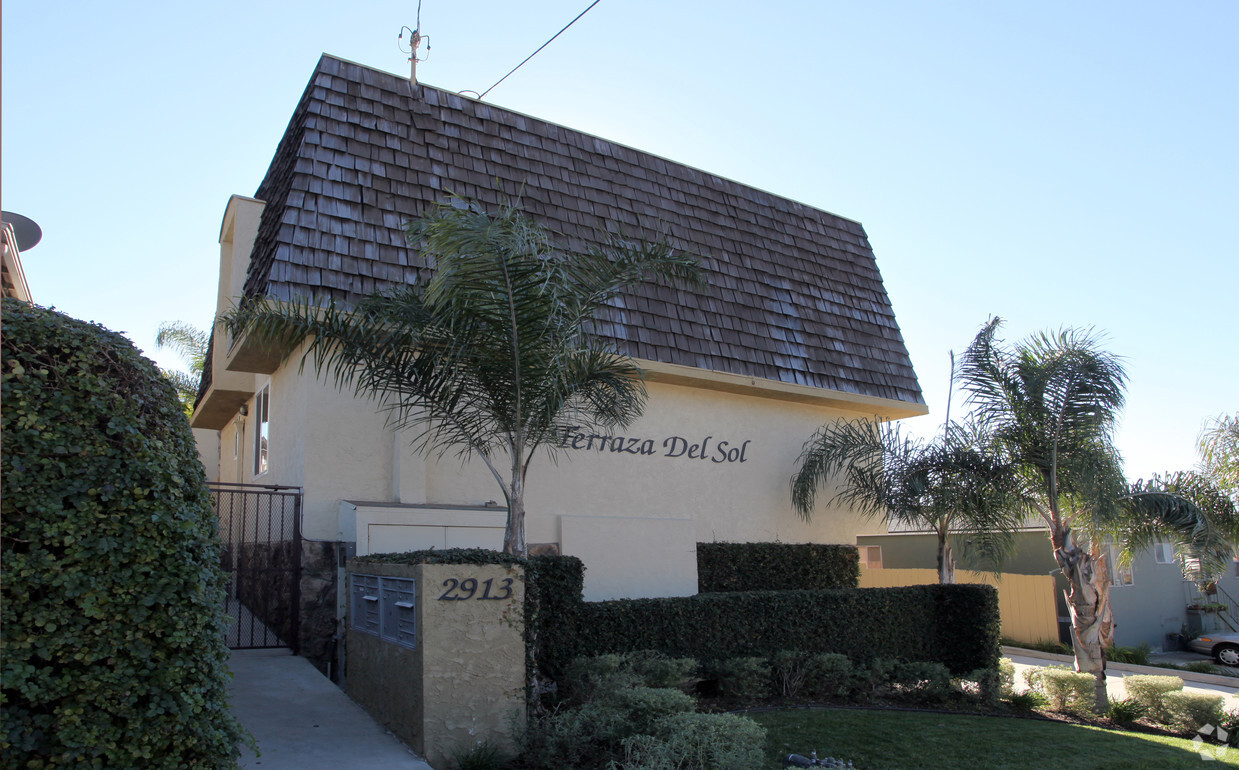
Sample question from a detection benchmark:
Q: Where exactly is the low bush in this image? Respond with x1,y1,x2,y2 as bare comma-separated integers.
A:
451,740,509,770
1003,637,1072,655
1123,675,1184,722
708,657,772,701
889,661,953,704
616,712,767,770
608,687,697,735
998,658,1016,697
1159,691,1225,733
772,650,813,697
696,542,859,593
1025,666,1094,712
623,651,699,691
804,653,854,699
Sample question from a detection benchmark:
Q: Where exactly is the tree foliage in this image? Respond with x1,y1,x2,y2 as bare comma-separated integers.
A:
791,415,1025,583
155,320,209,416
1,299,245,768
223,197,701,554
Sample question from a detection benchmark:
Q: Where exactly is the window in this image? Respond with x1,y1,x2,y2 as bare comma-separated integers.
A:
253,385,269,477
861,545,882,569
1103,543,1133,586
1153,542,1175,565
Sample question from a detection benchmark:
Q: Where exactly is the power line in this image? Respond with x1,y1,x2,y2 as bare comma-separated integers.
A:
479,0,602,100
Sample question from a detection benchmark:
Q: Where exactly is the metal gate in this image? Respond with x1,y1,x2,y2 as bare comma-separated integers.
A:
210,482,303,652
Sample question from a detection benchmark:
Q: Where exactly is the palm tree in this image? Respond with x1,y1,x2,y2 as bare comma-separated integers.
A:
957,317,1167,713
222,197,701,555
1121,471,1238,583
1199,413,1239,504
791,416,1025,584
155,320,209,416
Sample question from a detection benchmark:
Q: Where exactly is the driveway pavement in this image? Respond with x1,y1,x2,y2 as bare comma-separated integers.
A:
228,649,434,770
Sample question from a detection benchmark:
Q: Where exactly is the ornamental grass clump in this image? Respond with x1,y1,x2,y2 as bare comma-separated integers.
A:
1,300,246,768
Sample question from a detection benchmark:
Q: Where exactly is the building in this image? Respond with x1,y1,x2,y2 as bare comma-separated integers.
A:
192,55,926,668
857,527,1239,650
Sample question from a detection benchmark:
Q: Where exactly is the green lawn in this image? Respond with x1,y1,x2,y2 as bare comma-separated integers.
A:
751,708,1239,769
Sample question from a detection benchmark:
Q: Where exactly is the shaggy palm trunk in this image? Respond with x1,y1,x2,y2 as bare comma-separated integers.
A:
937,532,956,584
1051,525,1108,712
1091,542,1116,650
503,457,527,556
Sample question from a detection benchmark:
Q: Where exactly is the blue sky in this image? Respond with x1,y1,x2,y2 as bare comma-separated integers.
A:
3,1,1235,480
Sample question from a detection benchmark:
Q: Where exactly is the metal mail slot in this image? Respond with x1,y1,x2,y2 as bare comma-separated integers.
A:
350,573,416,649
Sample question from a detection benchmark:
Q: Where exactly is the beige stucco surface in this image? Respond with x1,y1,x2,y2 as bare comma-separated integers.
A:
345,562,525,769
214,368,887,597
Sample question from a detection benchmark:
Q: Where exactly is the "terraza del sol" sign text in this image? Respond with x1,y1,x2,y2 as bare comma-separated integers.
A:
553,425,752,464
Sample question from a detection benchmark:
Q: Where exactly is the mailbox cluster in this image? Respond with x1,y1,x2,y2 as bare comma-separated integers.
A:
350,574,416,649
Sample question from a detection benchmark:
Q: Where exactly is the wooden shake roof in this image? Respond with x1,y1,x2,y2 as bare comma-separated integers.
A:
241,54,924,407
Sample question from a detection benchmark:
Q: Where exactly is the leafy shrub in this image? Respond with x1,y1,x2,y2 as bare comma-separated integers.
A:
1182,661,1219,674
1,300,246,768
1025,666,1095,712
889,661,953,704
998,658,1016,697
564,654,642,703
616,712,766,770
1160,691,1225,733
605,687,697,735
772,650,813,697
1106,698,1147,726
697,542,859,593
519,700,632,768
708,657,772,700
575,584,1000,676
804,653,854,699
623,651,699,690
1123,675,1184,722
1106,643,1152,665
852,658,899,700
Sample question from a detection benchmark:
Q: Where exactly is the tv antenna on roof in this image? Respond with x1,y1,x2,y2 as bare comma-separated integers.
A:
399,25,430,85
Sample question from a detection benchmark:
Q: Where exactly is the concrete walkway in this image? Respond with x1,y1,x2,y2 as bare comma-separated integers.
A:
1003,646,1239,710
228,649,434,770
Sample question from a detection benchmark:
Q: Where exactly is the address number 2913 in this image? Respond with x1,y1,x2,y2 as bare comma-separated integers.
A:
438,577,514,601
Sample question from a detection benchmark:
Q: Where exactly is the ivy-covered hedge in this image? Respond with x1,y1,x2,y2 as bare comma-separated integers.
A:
697,542,859,593
352,549,586,681
1,300,245,768
571,584,1000,675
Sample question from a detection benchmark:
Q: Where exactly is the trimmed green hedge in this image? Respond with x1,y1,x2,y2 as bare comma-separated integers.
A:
572,584,1000,675
696,542,859,592
1,300,245,768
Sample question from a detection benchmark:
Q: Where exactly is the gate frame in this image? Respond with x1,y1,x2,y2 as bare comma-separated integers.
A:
209,481,304,653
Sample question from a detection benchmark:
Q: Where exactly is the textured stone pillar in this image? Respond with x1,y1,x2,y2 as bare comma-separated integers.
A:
346,561,526,769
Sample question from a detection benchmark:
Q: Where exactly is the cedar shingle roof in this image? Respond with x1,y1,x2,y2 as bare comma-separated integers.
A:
243,54,923,406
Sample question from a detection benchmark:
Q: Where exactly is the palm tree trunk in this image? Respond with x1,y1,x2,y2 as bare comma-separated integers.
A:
937,531,956,584
1090,541,1116,650
502,458,527,556
1051,525,1108,712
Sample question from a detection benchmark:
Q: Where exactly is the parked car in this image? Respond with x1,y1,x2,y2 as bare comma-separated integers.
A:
1188,632,1239,666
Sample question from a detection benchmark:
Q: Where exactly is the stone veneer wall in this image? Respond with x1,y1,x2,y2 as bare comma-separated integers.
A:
299,541,338,674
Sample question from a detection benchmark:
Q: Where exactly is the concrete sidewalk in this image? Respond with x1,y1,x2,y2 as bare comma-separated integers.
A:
228,649,434,770
1003,646,1239,710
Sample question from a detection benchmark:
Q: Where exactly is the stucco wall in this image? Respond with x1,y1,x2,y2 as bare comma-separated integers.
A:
345,562,525,769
